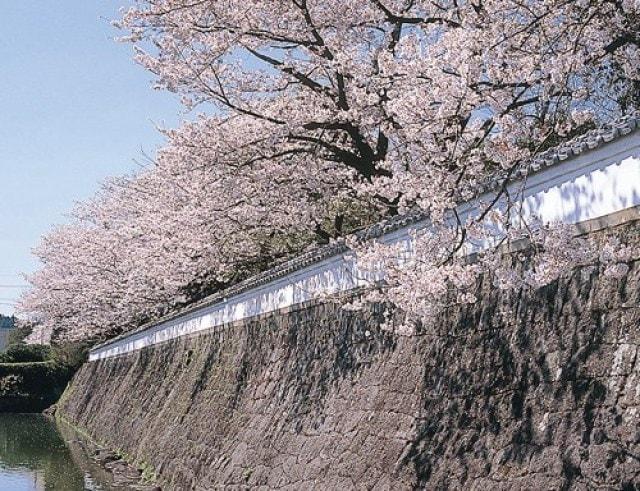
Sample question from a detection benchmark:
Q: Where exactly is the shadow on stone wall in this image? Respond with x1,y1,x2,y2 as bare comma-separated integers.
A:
59,223,640,490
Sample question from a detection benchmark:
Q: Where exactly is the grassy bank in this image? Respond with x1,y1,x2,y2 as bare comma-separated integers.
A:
0,360,74,412
0,329,89,413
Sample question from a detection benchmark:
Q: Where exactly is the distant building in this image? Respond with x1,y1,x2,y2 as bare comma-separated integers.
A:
0,315,14,329
0,315,16,352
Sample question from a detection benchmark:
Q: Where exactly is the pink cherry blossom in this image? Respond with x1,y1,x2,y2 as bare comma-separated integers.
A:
21,0,640,342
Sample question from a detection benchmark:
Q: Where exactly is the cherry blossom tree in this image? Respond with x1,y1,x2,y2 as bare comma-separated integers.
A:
117,0,639,212
20,138,345,341
21,0,640,341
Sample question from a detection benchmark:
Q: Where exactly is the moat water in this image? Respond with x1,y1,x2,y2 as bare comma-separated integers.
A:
0,414,118,490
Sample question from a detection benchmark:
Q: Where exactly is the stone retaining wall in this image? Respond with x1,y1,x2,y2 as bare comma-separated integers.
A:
60,222,640,489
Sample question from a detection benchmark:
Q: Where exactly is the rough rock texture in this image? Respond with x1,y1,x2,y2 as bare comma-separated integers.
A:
60,223,640,490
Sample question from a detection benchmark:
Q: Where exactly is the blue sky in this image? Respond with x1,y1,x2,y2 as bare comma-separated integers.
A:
0,2,181,315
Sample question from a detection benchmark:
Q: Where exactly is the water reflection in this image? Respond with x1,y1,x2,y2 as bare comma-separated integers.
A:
0,414,115,490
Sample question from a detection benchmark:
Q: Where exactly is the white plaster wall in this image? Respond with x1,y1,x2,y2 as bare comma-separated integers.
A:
90,133,640,361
